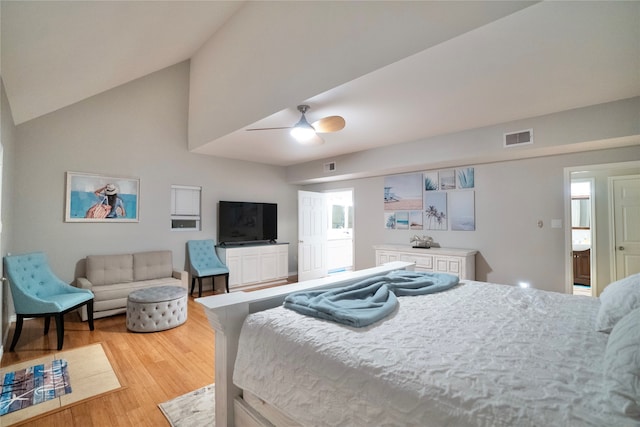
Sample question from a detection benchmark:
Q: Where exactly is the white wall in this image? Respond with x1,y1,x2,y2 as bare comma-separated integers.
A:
305,146,640,294
286,97,640,184
11,61,300,287
1,78,17,353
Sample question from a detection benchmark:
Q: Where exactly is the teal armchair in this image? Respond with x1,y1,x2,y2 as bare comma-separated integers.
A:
4,252,94,351
187,240,229,297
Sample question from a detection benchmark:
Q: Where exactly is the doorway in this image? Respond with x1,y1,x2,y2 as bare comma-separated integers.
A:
326,190,354,275
297,189,354,281
564,160,640,296
570,179,594,296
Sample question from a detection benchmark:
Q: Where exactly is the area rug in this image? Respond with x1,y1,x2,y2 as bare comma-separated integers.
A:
0,343,122,426
1,358,71,415
159,383,215,427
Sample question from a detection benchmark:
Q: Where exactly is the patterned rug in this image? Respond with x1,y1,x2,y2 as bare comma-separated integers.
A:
0,359,71,415
159,384,215,427
0,343,122,426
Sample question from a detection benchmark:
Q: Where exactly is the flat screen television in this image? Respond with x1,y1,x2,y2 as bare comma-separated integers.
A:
218,201,277,245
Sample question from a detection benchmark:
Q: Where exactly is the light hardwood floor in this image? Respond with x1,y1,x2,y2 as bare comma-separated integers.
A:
1,294,217,426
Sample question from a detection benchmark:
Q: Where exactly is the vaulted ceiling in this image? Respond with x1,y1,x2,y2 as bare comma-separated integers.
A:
2,1,639,166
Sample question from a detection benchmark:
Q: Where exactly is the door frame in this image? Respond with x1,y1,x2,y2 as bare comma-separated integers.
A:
563,160,640,294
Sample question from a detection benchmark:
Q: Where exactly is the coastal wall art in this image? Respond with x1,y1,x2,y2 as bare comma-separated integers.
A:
383,173,423,211
449,190,475,231
424,192,447,230
65,171,139,222
384,167,475,231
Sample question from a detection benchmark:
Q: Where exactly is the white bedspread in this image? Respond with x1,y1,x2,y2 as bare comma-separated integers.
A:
233,280,637,427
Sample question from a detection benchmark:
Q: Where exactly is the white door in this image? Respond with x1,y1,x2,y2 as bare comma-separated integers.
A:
298,190,328,281
611,175,640,280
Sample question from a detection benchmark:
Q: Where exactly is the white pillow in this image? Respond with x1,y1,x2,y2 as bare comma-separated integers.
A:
603,307,640,417
595,272,640,333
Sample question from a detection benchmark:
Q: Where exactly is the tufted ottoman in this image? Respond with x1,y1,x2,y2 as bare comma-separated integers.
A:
126,286,187,332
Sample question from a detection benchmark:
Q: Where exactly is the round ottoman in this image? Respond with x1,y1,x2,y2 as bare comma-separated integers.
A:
126,286,187,332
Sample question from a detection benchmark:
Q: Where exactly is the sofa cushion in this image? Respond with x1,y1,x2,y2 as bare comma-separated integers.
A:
91,276,181,302
133,251,173,281
86,254,133,286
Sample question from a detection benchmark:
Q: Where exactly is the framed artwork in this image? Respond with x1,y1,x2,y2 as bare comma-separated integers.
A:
384,212,396,229
424,192,447,230
409,211,423,230
456,168,475,189
439,169,456,190
423,171,438,191
395,211,409,230
450,190,475,231
384,173,423,211
65,172,139,222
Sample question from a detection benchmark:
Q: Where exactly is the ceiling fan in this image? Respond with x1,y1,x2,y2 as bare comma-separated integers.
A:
246,105,346,145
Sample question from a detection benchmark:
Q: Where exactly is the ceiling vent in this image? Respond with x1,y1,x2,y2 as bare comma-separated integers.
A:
504,129,533,147
324,162,336,173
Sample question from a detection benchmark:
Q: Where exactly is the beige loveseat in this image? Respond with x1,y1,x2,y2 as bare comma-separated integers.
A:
76,250,187,321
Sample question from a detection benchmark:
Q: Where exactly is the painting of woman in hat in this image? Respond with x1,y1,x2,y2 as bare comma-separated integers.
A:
85,183,126,219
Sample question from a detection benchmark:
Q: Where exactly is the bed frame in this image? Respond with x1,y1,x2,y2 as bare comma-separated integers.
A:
196,261,415,427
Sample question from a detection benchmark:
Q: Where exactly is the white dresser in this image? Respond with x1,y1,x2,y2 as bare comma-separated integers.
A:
374,244,477,280
216,243,289,291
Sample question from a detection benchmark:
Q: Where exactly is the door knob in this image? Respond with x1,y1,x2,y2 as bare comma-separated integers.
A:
619,246,625,251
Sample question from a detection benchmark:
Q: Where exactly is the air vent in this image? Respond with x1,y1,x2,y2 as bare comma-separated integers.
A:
324,162,336,172
504,129,533,147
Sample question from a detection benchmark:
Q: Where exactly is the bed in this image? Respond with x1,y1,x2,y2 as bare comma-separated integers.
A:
197,262,640,427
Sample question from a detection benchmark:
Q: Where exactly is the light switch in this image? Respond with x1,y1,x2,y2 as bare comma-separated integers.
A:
551,219,562,228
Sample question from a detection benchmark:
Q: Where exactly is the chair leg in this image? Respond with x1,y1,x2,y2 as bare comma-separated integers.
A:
225,273,230,293
87,299,95,331
44,316,51,335
55,314,64,351
190,277,196,297
198,277,203,298
9,315,24,352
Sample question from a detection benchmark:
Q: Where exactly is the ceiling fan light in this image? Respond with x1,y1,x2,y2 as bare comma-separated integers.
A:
290,119,316,142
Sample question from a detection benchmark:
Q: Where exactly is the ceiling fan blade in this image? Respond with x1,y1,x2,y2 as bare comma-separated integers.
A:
246,126,293,131
312,115,345,133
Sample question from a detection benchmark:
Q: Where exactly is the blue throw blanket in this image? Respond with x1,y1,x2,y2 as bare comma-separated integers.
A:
283,271,459,327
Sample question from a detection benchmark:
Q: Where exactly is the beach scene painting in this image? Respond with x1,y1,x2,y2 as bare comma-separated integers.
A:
384,173,423,211
450,190,475,231
439,169,456,190
395,211,410,230
424,192,447,230
409,211,423,230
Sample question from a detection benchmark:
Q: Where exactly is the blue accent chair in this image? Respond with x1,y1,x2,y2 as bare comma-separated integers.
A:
187,240,229,297
4,252,95,351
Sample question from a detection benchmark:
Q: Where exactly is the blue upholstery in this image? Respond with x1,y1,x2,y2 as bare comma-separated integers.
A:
4,252,94,351
187,240,229,297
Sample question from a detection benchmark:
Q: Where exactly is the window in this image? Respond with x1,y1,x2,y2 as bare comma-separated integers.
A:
170,185,201,231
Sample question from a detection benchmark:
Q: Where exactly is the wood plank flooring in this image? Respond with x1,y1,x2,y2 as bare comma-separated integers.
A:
1,295,216,426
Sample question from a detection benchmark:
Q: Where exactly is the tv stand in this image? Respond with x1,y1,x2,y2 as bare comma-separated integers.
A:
215,243,289,291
